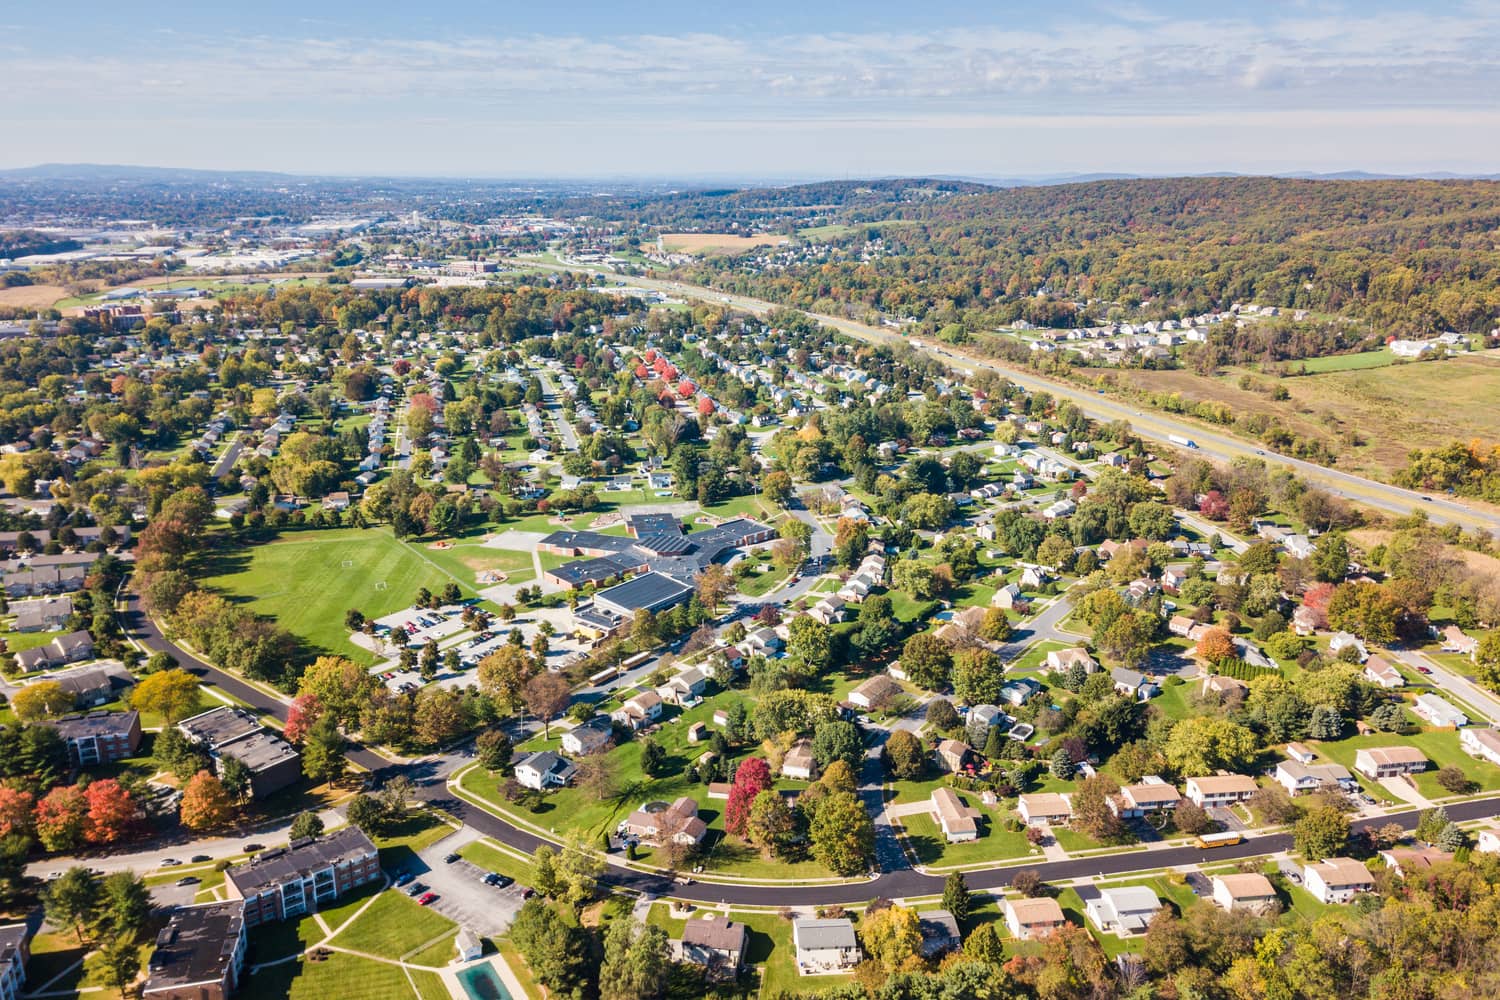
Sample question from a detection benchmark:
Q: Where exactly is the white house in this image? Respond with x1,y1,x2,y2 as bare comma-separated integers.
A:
792,919,861,974
1304,857,1375,905
1328,632,1369,662
1354,746,1428,779
1461,727,1500,766
1004,897,1066,941
1085,885,1162,936
1212,873,1278,914
1275,760,1356,796
1109,778,1180,818
932,787,981,843
1045,648,1098,675
561,718,613,756
514,751,577,791
1411,693,1468,728
1017,792,1072,827
1363,657,1404,689
1184,774,1258,808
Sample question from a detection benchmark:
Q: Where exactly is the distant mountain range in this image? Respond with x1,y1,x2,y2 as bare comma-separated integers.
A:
4,163,1500,189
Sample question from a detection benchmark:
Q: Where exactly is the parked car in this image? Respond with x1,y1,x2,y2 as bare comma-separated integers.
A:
444,853,460,864
405,882,426,897
242,843,263,853
521,887,536,899
1417,665,1433,675
417,892,437,906
176,876,200,886
190,855,212,863
159,858,181,867
491,874,514,889
395,872,415,887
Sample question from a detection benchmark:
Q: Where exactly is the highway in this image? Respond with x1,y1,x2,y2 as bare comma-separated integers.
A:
537,260,1500,535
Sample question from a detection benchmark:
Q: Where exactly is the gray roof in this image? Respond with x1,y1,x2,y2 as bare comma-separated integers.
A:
594,572,694,615
143,902,244,993
225,827,377,897
681,916,747,953
179,707,263,749
48,709,139,740
0,923,28,969
794,917,857,950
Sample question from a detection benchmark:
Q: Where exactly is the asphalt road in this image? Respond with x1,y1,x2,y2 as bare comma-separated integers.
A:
532,261,1500,535
123,590,1500,906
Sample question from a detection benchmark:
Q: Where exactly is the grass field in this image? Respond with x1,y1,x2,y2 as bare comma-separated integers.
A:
239,951,418,1000
659,233,790,254
337,891,458,957
196,527,478,662
1289,350,1394,373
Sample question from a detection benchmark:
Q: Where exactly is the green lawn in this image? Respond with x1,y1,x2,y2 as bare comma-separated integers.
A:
416,540,535,588
335,890,458,956
457,840,536,883
1313,728,1500,797
195,527,478,663
239,951,420,1000
375,810,459,871
1291,350,1394,373
897,810,1035,867
406,930,459,966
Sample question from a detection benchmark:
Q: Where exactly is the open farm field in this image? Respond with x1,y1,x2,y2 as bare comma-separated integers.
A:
1114,354,1500,477
659,233,790,253
0,283,69,309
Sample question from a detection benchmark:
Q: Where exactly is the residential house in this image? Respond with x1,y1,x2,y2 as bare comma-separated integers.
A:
1412,693,1468,728
1354,746,1428,779
1004,897,1066,941
141,902,246,1000
935,739,971,773
782,740,818,780
1111,667,1158,701
514,751,577,791
1019,565,1050,589
1363,657,1404,689
620,797,708,847
1275,759,1356,796
1461,727,1500,766
809,596,847,625
1212,873,1278,914
1477,827,1500,854
611,690,664,730
1168,614,1197,638
655,668,707,707
562,717,613,756
44,660,135,709
1441,625,1480,658
999,678,1040,706
1085,885,1162,936
1328,632,1369,662
849,675,902,710
1017,792,1073,826
1200,674,1250,700
932,787,981,842
1110,778,1180,818
1185,774,1258,808
1045,648,1098,675
1380,847,1454,877
10,595,73,632
916,910,961,958
968,704,1006,729
1292,606,1320,636
792,918,860,974
223,828,381,926
674,917,748,979
178,707,301,799
14,629,94,672
992,583,1023,609
1304,857,1375,905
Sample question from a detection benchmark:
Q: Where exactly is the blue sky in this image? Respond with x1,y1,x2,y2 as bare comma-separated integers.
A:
4,1,1497,179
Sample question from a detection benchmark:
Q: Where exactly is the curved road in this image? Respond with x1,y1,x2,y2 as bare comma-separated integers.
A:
539,260,1500,535
123,592,1500,905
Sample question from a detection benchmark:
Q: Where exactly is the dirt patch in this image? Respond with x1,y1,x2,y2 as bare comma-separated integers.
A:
660,233,790,254
0,284,69,310
1349,529,1500,581
428,541,454,550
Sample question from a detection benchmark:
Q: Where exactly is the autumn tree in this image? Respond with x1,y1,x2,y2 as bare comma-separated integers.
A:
694,563,734,613
859,903,924,973
900,632,953,692
1070,774,1125,842
84,780,136,845
524,672,571,738
284,693,323,744
128,668,202,724
478,645,534,713
1196,626,1236,665
13,681,73,722
809,790,874,875
179,771,233,831
35,784,89,851
745,789,794,859
882,729,926,779
0,789,34,840
725,757,772,837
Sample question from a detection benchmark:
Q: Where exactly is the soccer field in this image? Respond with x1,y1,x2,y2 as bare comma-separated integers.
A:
199,528,474,663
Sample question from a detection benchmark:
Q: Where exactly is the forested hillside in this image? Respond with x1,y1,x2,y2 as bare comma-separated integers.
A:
669,177,1500,336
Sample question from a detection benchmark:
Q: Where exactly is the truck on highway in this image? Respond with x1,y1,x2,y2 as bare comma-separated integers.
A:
1168,434,1199,449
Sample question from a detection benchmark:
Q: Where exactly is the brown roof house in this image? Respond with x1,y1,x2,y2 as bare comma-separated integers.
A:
931,787,981,843
673,916,748,979
1004,897,1066,940
1212,873,1278,914
619,797,708,848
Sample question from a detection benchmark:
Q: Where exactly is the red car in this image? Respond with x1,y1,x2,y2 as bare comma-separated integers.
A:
1417,665,1433,675
417,892,437,906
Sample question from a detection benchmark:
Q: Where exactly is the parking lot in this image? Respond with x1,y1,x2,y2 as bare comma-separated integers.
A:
402,828,526,937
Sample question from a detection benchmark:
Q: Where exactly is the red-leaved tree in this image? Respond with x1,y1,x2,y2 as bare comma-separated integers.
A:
285,694,323,744
0,788,34,839
1303,582,1335,629
84,779,136,844
1199,490,1230,521
725,757,772,838
35,785,89,852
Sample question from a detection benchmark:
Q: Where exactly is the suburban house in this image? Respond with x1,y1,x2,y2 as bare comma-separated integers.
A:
1292,605,1320,636
45,709,142,767
562,718,613,756
1478,827,1500,854
917,910,961,958
1411,693,1468,728
0,923,29,1000
673,916,748,979
1017,792,1073,826
223,828,381,926
1045,647,1098,675
1185,774,1258,808
1085,885,1162,936
1354,746,1428,779
1363,657,1405,689
999,678,1041,706
178,707,302,799
1304,857,1375,904
141,902,246,1000
620,797,708,847
1201,674,1249,700
1441,625,1480,658
1110,667,1158,701
1328,632,1368,662
792,918,861,974
848,675,901,710
1168,614,1197,638
1109,778,1181,818
1274,759,1357,796
932,787,981,843
1380,847,1454,877
45,660,135,709
935,739,972,773
514,751,577,791
14,629,94,672
10,595,73,632
781,740,818,780
655,668,707,707
1461,727,1500,766
611,690,664,730
992,583,1023,609
1004,897,1066,941
1212,873,1278,914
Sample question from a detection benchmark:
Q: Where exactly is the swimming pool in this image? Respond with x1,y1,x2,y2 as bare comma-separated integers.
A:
456,962,513,1000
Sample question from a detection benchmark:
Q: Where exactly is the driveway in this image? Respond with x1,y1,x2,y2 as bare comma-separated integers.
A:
1379,775,1433,810
411,827,526,937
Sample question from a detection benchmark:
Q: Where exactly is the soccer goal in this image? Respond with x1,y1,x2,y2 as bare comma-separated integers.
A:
342,559,355,568
374,581,388,591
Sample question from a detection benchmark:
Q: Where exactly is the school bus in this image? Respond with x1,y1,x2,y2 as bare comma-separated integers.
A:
1196,831,1244,849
